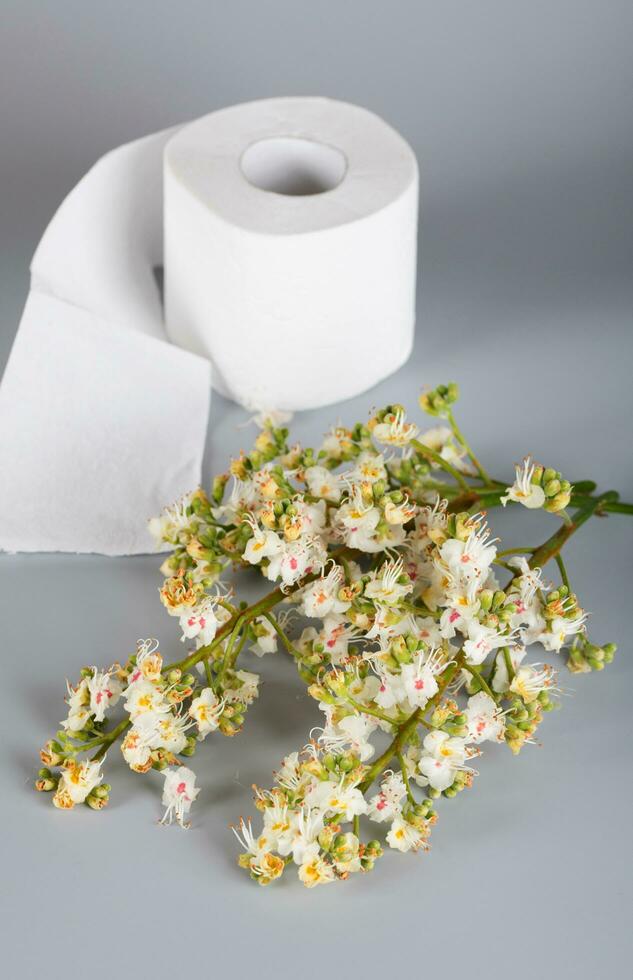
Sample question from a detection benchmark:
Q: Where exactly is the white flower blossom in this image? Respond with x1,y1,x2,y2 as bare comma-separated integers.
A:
304,778,367,821
440,519,498,584
304,465,342,503
464,691,505,743
243,522,283,566
364,557,412,605
160,767,199,828
367,771,407,823
300,565,350,618
417,731,470,792
148,492,198,546
463,620,515,667
179,599,220,647
538,613,587,652
372,408,419,448
343,452,388,485
87,667,122,723
54,758,104,807
318,712,377,762
400,648,443,708
124,679,170,721
189,687,224,737
61,677,92,732
386,816,429,853
224,669,260,705
501,457,546,510
509,664,556,704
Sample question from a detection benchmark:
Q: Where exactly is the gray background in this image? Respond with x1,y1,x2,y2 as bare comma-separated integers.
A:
2,2,632,977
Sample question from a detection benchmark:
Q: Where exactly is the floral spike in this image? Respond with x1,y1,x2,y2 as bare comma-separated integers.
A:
34,388,631,888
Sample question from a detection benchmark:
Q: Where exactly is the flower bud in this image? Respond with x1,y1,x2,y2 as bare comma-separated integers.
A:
86,793,109,810
545,490,572,513
318,826,337,851
478,590,493,612
211,473,229,505
40,740,65,767
35,773,58,792
365,839,383,858
331,832,359,865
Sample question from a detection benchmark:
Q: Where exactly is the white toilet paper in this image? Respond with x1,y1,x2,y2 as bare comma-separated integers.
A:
0,128,212,556
164,98,419,411
0,98,418,555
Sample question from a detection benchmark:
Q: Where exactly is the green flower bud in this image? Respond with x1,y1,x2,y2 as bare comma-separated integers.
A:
338,753,356,773
35,775,57,792
211,473,229,505
544,490,572,513
478,590,493,612
544,479,561,497
331,832,359,865
86,793,109,810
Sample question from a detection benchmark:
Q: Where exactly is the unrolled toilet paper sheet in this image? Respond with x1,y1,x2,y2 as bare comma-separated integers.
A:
0,293,210,554
0,127,211,556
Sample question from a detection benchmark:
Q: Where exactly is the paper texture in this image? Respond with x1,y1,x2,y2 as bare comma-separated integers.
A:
0,294,210,554
165,98,418,410
0,128,211,556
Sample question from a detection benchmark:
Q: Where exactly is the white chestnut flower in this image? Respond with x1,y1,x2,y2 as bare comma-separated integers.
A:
87,667,122,723
372,408,419,448
464,691,505,743
304,465,342,503
189,687,224,738
160,767,199,828
417,731,471,792
501,457,546,510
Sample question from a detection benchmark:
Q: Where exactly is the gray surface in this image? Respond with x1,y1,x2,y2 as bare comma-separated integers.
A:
1,2,633,977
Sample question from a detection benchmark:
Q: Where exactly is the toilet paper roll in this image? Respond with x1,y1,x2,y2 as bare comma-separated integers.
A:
164,98,418,411
0,98,418,555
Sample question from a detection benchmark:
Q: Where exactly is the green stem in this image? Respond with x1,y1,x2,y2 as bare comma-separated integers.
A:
263,612,301,658
168,582,294,674
554,553,570,591
461,662,497,701
496,546,535,558
90,718,131,762
397,749,416,805
528,491,619,569
400,601,441,619
360,660,461,793
596,500,633,515
345,697,398,725
446,486,632,519
218,613,248,682
447,410,494,487
411,439,470,492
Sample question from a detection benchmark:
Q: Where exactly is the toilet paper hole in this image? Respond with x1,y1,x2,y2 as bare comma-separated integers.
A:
240,137,346,196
